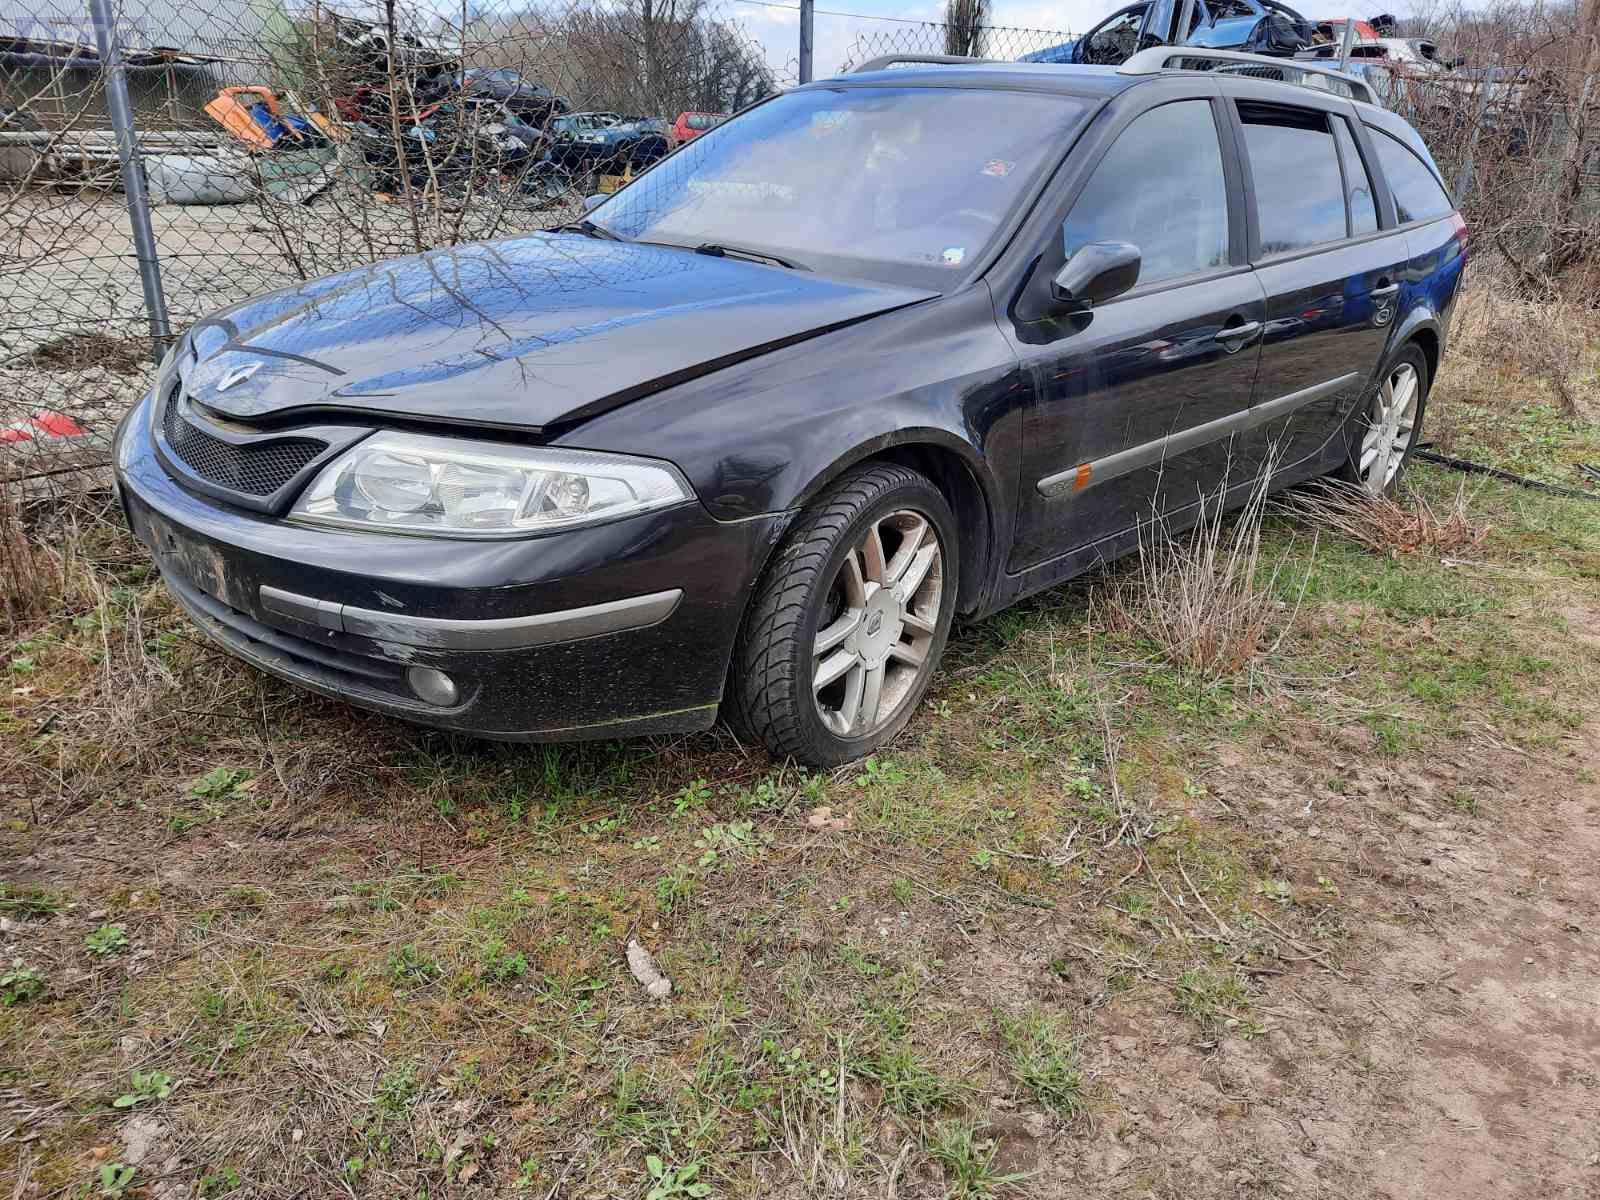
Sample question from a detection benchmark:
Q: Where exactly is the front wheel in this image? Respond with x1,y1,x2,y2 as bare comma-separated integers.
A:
1339,343,1429,496
727,464,958,767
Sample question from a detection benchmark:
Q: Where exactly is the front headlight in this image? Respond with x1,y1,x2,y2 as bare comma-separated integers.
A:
289,432,692,537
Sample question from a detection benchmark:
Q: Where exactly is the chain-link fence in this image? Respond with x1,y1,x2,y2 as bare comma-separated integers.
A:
820,15,1077,71
0,0,793,480
1,0,1595,488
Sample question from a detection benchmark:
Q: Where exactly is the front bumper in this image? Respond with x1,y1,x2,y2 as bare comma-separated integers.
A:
114,395,781,741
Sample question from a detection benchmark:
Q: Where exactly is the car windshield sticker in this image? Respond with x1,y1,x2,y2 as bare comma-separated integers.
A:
941,247,965,266
982,159,1013,177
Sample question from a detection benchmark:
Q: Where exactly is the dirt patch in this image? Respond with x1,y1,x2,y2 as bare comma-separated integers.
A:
23,331,150,375
1354,729,1600,1200
1050,717,1600,1200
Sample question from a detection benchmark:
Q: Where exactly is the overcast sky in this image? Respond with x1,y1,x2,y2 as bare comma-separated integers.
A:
727,0,1431,82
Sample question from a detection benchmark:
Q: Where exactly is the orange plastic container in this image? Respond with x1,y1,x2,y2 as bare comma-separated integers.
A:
203,86,281,150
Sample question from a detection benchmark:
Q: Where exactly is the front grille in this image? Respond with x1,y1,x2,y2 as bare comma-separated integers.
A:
162,393,327,496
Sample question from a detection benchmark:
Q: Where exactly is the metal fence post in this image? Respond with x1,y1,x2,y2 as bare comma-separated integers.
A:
87,0,172,362
799,0,814,83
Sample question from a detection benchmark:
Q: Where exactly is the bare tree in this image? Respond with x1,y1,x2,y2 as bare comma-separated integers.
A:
944,0,988,57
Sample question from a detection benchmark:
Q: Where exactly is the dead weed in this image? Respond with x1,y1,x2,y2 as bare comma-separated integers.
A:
1279,480,1489,559
1101,469,1311,678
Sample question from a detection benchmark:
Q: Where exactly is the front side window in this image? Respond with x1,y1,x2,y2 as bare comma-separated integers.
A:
1061,99,1230,288
1368,126,1453,224
594,87,1093,285
1083,6,1146,63
1333,117,1378,234
1239,102,1347,254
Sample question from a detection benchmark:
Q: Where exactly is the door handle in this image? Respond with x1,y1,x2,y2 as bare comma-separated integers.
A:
1371,282,1400,299
1214,321,1261,344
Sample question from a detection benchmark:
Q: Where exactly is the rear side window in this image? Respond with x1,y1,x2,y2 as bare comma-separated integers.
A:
1333,118,1378,235
1238,102,1346,254
1368,127,1453,223
1061,100,1229,288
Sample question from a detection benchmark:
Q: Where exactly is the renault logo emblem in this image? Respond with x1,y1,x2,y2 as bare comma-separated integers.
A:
214,361,262,393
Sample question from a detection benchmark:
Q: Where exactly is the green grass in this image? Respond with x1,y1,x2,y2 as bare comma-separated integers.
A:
926,1120,1032,1197
856,1042,967,1117
998,1009,1086,1119
1438,392,1600,488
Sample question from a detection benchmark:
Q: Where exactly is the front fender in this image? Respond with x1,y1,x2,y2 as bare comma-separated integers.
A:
558,286,1030,611
559,287,1025,523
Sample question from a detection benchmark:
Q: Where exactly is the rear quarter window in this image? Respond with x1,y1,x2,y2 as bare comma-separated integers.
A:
1333,118,1378,235
1368,126,1454,223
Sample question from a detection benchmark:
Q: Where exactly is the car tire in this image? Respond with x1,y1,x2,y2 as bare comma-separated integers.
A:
727,463,958,768
1336,342,1429,497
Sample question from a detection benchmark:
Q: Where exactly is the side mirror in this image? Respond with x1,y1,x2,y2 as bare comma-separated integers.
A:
1051,241,1141,310
582,193,606,213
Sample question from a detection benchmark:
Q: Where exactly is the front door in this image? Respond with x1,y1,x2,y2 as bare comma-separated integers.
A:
1006,95,1265,572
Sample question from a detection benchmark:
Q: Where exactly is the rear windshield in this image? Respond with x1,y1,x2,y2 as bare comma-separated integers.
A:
686,113,718,129
594,86,1093,286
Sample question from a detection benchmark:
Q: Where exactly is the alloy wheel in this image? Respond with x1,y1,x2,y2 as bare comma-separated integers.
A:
1359,361,1419,493
811,509,943,738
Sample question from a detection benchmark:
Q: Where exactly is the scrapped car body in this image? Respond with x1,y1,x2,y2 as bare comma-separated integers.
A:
548,113,671,174
1299,34,1450,72
116,48,1467,766
672,111,728,144
1023,0,1314,66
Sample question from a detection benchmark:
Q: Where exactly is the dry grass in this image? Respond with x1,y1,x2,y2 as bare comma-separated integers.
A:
1445,276,1600,422
2,486,64,637
1278,480,1490,560
1101,467,1310,678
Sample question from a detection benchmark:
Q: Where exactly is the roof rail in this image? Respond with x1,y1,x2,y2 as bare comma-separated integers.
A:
1118,46,1381,105
848,53,997,73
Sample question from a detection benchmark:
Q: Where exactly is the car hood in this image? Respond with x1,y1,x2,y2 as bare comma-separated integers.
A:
1020,38,1079,63
183,234,935,431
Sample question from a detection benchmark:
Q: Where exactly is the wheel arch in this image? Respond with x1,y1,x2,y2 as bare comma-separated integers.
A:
1407,324,1440,386
785,429,1003,618
1391,307,1442,386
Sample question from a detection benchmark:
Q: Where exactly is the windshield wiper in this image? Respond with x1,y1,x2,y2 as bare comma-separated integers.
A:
694,242,805,270
559,218,628,242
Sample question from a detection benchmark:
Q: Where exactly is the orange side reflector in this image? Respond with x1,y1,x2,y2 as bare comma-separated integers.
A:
1074,464,1093,491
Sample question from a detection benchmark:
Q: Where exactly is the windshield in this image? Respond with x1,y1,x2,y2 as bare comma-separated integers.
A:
592,86,1092,285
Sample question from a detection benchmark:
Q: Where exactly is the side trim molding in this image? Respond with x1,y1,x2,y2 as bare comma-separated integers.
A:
260,586,683,651
1036,371,1361,499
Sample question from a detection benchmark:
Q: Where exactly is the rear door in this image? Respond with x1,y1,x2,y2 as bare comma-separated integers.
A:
1005,88,1267,571
1223,84,1410,477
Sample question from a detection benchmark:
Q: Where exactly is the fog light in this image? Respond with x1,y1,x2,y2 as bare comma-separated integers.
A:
407,666,460,707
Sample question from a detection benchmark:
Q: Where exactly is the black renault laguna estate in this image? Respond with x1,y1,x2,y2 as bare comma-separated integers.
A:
115,49,1467,766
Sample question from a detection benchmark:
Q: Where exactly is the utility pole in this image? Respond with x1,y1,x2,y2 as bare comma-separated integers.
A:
799,0,814,83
